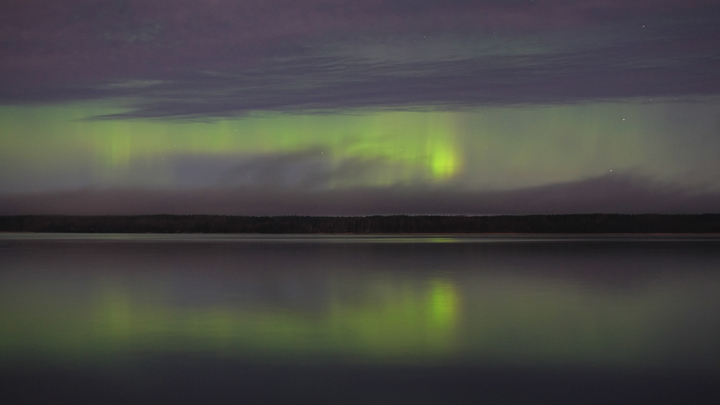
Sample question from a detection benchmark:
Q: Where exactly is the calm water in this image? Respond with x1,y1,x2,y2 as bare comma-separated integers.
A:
1,234,719,404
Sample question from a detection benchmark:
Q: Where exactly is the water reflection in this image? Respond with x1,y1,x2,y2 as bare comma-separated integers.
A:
0,234,719,370
1,276,460,362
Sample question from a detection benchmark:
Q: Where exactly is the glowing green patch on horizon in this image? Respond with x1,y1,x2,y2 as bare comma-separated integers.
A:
2,99,719,194
0,104,462,190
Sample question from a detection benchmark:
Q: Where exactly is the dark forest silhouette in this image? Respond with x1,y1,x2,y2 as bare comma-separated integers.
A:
1,214,719,233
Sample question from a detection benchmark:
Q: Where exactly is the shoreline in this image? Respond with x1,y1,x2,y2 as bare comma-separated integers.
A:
2,214,720,234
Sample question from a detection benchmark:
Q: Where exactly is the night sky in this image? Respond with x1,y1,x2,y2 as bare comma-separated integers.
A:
1,0,719,215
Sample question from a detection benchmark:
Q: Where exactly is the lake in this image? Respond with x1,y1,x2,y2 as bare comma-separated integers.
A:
1,234,719,404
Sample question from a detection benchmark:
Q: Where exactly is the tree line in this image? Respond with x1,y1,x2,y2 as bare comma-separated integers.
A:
1,214,719,233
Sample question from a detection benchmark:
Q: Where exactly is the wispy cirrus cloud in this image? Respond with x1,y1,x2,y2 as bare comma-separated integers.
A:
1,0,718,118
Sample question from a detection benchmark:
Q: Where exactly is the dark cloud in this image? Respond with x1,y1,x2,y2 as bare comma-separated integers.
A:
212,149,333,189
160,150,401,189
220,150,395,189
1,1,718,118
1,174,718,215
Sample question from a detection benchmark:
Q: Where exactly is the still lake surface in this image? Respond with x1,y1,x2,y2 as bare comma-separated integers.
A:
1,233,719,404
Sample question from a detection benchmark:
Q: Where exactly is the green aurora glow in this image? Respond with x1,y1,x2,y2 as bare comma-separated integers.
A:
1,100,719,196
0,104,461,190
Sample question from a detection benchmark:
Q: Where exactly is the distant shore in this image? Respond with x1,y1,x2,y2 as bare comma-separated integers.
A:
1,214,720,234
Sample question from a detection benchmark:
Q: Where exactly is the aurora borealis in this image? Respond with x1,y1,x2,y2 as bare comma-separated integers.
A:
1,0,720,214
4,5,720,403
